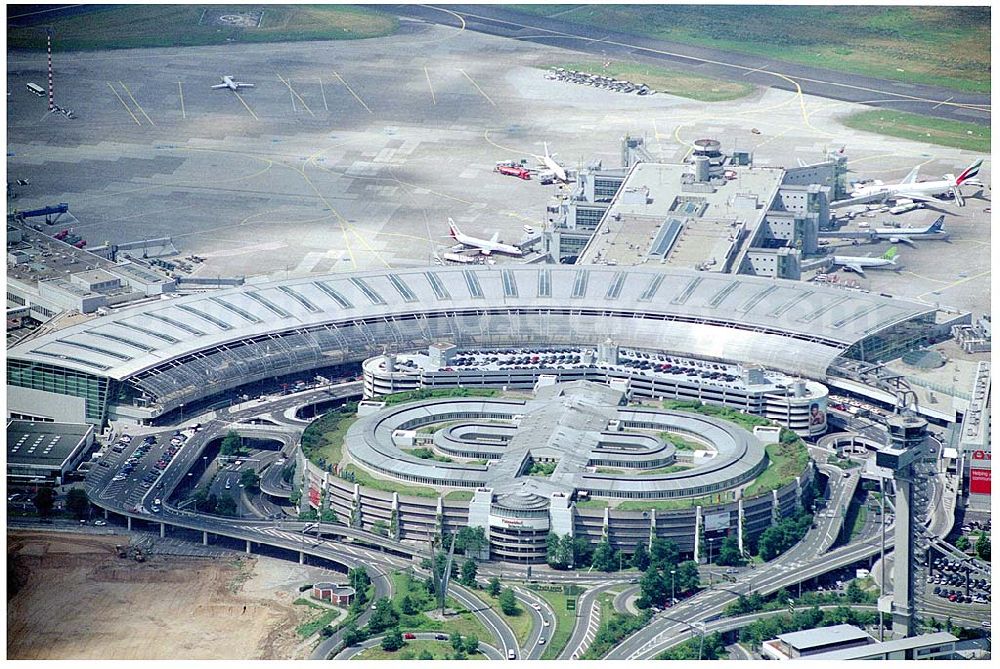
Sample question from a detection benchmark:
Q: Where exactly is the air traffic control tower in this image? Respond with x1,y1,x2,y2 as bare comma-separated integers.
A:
876,414,930,637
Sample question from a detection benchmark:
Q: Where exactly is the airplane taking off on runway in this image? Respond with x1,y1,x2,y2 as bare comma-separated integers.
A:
872,216,948,246
448,219,523,256
830,246,900,277
844,159,983,207
211,76,255,91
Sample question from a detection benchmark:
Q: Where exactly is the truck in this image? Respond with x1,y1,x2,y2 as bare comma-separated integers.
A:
495,164,531,180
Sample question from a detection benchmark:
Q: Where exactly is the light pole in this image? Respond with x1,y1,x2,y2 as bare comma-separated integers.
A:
670,569,676,605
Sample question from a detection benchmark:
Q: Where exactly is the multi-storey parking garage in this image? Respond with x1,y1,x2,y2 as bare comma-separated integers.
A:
7,266,935,427
5,264,937,562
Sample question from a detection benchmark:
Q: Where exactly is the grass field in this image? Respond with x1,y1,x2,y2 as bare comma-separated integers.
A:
390,572,495,644
616,491,736,512
543,61,753,102
596,464,690,476
513,5,990,93
354,638,472,660
340,465,439,498
300,408,358,470
444,490,475,502
574,498,609,509
529,587,578,660
8,5,397,51
742,438,810,498
661,432,710,451
481,587,534,646
841,110,991,153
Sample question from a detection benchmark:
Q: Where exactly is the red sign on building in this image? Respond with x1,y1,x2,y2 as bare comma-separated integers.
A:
970,468,991,495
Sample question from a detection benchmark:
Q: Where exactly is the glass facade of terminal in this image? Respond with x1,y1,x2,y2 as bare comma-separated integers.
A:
841,314,935,364
7,359,110,423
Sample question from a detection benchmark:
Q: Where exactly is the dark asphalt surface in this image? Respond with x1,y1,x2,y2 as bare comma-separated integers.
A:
383,4,989,125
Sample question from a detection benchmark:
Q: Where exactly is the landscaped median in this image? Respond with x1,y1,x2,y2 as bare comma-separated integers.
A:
527,585,581,660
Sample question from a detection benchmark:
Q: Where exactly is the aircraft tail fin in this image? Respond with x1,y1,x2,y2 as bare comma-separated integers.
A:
955,159,983,186
929,216,945,232
448,218,460,239
900,165,920,185
882,246,899,261
543,142,550,159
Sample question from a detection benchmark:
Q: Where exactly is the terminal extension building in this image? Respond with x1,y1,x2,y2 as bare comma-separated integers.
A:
7,265,945,561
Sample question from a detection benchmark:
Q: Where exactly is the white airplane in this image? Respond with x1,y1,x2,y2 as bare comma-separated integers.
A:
872,216,948,246
846,159,983,207
534,142,569,183
212,76,255,91
830,246,900,277
448,219,523,256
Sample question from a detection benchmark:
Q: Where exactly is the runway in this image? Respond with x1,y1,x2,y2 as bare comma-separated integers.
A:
386,4,990,125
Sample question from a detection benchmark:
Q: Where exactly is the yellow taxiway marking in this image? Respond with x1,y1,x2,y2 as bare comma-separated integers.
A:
276,73,314,116
916,270,991,300
232,90,260,121
318,77,329,111
424,66,436,104
107,81,141,126
459,68,496,106
332,70,372,114
177,81,186,119
119,81,155,127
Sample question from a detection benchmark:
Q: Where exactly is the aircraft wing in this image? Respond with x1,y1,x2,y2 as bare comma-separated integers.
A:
235,82,255,88
211,83,228,89
893,191,941,204
489,232,499,244
900,166,920,185
842,263,867,277
830,191,889,208
888,236,916,247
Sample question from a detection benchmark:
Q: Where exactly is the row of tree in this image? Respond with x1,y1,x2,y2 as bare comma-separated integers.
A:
739,606,879,649
956,531,991,561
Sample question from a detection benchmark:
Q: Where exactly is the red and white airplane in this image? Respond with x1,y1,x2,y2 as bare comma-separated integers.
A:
448,219,523,256
847,159,983,207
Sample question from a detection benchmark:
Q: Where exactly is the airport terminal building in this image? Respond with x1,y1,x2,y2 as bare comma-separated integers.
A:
7,266,936,427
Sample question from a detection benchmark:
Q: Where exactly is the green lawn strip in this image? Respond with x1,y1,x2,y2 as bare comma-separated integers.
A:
403,447,454,463
846,497,869,542
295,607,340,638
382,388,498,405
444,490,475,502
353,638,474,660
617,491,735,512
389,572,496,645
301,405,359,469
340,464,439,498
480,588,534,646
541,61,753,102
579,595,651,659
743,438,810,498
841,110,990,153
529,587,579,660
574,499,609,509
514,5,990,93
661,432,710,451
596,464,690,476
8,5,397,51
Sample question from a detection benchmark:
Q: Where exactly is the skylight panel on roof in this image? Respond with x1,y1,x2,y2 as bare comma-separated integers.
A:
605,272,627,300
463,270,484,299
176,304,233,331
424,272,451,300
348,278,387,305
245,291,291,318
146,312,205,337
210,297,262,324
538,269,551,297
501,269,518,298
571,270,589,298
277,286,320,313
313,282,353,309
387,274,418,302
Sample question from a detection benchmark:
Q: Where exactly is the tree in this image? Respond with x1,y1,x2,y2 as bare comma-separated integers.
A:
487,576,502,598
716,535,745,567
460,558,478,587
591,539,617,571
455,526,487,556
956,535,971,551
368,598,399,633
976,531,991,561
463,634,479,654
298,507,318,521
349,567,370,605
649,538,680,570
239,468,260,490
631,542,651,571
637,568,668,609
66,488,89,519
450,632,464,651
281,463,296,484
846,579,865,603
400,594,418,615
215,495,237,516
342,622,365,646
571,536,593,568
371,519,389,536
381,627,404,652
675,560,701,593
417,650,434,660
33,487,55,518
499,587,519,616
320,507,338,523
546,532,564,568
220,430,243,456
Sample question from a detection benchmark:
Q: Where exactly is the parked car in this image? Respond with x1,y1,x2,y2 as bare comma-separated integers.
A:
403,633,416,640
